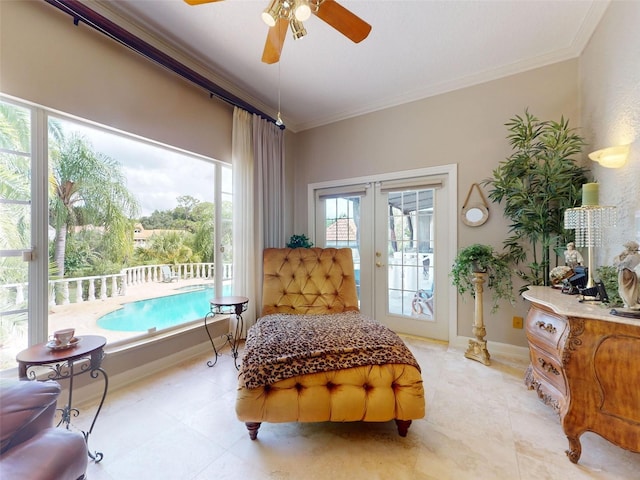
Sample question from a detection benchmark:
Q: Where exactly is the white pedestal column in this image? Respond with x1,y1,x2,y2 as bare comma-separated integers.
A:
464,271,491,365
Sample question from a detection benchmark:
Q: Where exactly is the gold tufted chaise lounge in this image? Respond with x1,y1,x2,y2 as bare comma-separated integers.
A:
235,247,425,440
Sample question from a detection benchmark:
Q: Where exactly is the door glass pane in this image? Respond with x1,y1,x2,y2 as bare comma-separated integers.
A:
0,101,32,369
323,196,361,297
386,188,435,320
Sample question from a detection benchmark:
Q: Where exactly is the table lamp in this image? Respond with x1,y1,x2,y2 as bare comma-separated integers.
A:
564,183,616,292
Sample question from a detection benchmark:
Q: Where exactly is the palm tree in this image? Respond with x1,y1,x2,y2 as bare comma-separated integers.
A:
138,231,195,265
49,131,139,277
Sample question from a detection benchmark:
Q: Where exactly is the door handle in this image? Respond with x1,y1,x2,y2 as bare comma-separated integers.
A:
376,261,385,268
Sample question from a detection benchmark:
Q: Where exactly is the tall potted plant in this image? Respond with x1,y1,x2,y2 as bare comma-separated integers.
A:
484,110,590,288
450,244,515,313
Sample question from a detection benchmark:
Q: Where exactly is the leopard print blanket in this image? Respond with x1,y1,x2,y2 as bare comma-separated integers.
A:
239,311,421,389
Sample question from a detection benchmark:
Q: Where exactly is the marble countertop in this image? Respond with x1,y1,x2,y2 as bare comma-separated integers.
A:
522,286,640,327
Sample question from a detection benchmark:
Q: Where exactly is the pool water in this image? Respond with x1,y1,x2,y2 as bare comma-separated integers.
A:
97,284,231,332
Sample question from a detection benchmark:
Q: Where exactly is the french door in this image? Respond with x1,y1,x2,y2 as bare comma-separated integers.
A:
312,166,456,341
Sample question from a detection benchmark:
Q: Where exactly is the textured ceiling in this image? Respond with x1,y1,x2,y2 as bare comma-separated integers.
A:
94,0,610,132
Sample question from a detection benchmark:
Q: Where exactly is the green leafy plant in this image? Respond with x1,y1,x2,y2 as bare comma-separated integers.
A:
450,244,515,313
286,234,314,248
484,109,590,289
596,265,623,307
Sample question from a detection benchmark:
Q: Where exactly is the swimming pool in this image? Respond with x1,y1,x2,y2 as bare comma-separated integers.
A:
97,284,231,332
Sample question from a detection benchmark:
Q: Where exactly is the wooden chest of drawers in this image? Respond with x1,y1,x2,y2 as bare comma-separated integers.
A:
524,303,569,413
523,287,640,463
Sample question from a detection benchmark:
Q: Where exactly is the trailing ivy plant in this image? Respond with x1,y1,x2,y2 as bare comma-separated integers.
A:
484,110,590,289
450,244,515,313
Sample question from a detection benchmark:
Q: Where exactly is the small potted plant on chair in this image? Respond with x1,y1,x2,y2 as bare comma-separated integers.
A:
450,243,515,313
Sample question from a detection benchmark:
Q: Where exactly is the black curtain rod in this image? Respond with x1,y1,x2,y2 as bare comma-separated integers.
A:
43,0,282,128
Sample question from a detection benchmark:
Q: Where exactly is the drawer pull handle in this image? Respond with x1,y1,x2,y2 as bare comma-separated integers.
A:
538,358,560,375
535,320,556,334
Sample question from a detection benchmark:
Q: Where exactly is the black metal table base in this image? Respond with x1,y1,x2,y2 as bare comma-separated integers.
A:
33,355,108,462
204,300,247,370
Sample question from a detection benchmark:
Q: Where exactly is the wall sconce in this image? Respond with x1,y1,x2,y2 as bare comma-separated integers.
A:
588,144,630,168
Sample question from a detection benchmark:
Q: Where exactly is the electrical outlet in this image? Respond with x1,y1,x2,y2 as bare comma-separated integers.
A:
512,316,524,329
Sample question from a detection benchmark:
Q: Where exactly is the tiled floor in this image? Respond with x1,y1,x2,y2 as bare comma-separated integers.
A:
72,337,639,480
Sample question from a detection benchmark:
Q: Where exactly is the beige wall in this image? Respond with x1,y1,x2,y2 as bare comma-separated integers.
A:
0,0,233,162
580,0,640,264
293,60,581,347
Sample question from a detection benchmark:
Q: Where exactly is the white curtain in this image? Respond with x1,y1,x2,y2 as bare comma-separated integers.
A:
232,107,285,330
232,108,257,331
253,114,285,249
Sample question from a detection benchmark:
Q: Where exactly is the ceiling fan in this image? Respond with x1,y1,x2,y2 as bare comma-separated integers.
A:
184,0,372,64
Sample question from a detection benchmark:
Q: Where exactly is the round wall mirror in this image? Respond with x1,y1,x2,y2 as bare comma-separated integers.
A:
461,183,490,227
462,205,489,227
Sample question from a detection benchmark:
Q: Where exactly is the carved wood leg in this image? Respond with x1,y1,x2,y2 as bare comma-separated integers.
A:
245,422,261,440
565,435,582,464
524,365,534,389
395,419,412,437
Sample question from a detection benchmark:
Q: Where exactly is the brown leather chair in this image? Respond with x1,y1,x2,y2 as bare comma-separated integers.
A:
0,379,88,480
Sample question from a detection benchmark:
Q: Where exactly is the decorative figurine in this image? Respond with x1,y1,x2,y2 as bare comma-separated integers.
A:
550,265,573,286
613,240,640,309
564,242,584,268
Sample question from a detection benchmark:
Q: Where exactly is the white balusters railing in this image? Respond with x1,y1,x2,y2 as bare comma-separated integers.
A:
2,262,231,309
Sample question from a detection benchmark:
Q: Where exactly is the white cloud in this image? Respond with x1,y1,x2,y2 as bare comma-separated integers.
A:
54,118,220,217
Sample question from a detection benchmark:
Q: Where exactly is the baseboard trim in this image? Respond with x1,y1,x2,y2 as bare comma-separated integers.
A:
450,335,529,361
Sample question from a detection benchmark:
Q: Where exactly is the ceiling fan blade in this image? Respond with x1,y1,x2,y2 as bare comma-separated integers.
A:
314,0,371,43
183,0,224,5
262,17,288,64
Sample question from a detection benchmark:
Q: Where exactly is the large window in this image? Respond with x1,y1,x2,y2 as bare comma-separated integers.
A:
0,96,232,370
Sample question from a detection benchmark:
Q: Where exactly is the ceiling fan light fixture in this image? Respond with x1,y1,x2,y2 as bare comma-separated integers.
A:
262,0,282,27
294,0,312,21
290,18,307,40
